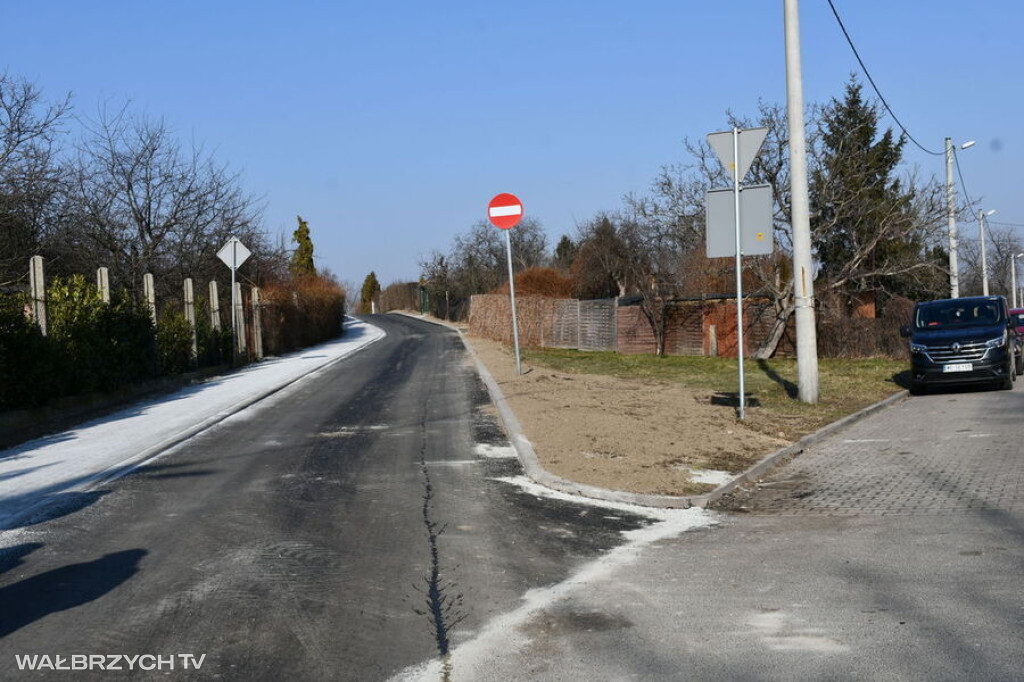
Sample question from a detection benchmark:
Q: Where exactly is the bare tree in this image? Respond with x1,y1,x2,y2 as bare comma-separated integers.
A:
447,218,548,296
648,88,947,358
65,105,267,299
959,224,1024,298
0,73,72,286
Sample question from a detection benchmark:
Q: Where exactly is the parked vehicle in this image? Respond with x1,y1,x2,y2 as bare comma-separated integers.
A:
900,296,1021,393
1011,307,1024,336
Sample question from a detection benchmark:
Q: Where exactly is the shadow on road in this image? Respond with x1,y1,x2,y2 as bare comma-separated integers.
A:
0,542,44,577
0,549,147,637
0,489,112,532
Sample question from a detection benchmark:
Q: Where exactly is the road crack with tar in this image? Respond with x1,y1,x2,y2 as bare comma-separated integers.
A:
414,414,465,679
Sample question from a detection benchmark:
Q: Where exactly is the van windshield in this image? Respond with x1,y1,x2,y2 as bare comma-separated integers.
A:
914,300,1005,329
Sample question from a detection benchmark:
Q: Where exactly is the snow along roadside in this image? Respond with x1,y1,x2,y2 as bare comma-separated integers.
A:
0,319,385,532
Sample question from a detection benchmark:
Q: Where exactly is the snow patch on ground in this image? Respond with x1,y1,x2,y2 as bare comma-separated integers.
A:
688,469,734,486
0,319,384,530
490,475,690,521
473,443,517,459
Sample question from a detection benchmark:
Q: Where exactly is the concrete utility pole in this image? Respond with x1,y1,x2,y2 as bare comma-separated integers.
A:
783,0,819,404
1011,253,1023,308
945,138,975,299
946,138,960,299
979,209,995,296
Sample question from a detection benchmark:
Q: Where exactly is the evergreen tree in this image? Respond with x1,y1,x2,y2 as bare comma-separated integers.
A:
360,271,380,313
553,235,578,272
810,78,929,297
290,215,316,277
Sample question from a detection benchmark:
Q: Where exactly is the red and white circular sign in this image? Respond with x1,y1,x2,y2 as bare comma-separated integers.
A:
487,193,523,230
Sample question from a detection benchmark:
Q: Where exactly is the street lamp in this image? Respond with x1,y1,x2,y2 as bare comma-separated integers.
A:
979,209,996,295
1012,252,1024,308
945,138,975,298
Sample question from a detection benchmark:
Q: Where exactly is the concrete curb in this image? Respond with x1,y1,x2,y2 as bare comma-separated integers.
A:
2,319,385,531
394,312,910,510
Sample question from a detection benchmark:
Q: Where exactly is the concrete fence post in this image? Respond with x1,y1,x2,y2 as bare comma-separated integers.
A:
184,277,197,361
233,281,246,353
577,299,585,350
143,273,156,325
96,267,110,304
209,281,221,331
252,286,264,360
29,256,47,336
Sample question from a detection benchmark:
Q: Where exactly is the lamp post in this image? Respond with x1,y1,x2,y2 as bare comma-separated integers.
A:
1012,252,1024,308
979,209,996,295
945,138,975,298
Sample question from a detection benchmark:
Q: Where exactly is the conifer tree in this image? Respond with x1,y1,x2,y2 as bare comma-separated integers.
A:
360,271,380,313
810,78,933,297
290,215,316,277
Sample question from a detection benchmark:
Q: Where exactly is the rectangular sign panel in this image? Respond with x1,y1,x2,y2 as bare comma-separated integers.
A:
705,183,774,258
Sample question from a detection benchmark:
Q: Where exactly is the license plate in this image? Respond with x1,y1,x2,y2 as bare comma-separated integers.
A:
943,363,973,373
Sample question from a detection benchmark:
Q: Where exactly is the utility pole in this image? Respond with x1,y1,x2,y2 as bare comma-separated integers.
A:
1011,254,1019,308
979,210,989,296
945,138,959,299
945,138,975,298
979,209,995,296
783,0,819,404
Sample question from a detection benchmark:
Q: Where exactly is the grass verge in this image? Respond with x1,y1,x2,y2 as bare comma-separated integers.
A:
522,348,909,442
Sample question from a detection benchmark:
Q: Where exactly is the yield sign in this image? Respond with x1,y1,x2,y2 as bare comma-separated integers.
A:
488,193,524,230
217,237,251,271
707,127,768,183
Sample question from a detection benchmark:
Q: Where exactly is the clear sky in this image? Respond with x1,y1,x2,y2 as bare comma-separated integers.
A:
6,1,1022,286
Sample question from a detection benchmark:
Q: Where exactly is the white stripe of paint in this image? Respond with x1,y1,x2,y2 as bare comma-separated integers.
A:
488,204,522,217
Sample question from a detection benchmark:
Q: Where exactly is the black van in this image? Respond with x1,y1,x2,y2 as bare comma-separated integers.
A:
900,295,1021,393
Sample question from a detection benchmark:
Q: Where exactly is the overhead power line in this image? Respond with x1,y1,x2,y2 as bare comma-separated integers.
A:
952,146,976,215
825,0,944,156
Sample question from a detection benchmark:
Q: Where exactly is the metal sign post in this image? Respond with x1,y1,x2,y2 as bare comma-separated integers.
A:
732,128,746,420
217,237,252,361
488,193,524,375
706,127,769,419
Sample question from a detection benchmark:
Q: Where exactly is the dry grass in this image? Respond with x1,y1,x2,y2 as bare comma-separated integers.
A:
522,348,908,442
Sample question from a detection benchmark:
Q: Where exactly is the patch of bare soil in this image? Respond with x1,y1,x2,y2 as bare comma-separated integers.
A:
463,335,791,497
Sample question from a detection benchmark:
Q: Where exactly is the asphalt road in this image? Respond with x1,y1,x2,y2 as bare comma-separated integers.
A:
0,314,650,681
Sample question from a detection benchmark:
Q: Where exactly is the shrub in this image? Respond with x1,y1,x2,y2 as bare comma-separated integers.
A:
157,310,195,375
0,293,59,409
261,273,346,354
192,297,232,368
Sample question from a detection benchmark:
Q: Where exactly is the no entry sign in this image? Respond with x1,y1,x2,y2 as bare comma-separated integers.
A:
487,193,523,230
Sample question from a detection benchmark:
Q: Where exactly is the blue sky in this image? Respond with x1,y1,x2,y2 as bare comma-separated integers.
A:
6,1,1022,286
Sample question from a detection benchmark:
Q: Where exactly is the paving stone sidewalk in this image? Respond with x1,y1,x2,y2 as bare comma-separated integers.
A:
716,386,1024,516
